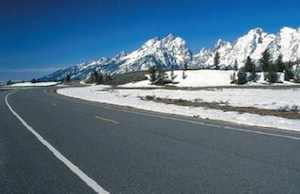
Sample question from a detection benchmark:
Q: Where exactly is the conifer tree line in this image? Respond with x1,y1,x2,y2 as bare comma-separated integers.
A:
88,70,112,84
232,49,300,84
148,65,172,85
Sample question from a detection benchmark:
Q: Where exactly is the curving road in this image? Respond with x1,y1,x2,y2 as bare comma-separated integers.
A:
1,88,300,193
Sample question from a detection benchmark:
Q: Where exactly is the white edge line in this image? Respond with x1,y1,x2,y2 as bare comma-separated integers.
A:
5,91,109,194
50,89,300,142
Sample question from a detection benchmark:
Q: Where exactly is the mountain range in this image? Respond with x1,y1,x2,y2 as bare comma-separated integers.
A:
42,27,300,81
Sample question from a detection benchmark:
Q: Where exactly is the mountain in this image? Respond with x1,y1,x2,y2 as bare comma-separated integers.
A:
42,27,300,81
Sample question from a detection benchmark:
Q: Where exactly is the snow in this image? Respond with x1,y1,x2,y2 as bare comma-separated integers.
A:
43,27,300,82
120,70,235,88
119,70,295,88
9,82,58,87
58,85,300,132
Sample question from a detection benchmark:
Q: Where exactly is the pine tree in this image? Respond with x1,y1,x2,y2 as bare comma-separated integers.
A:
156,68,167,85
260,49,272,72
182,70,187,79
183,63,188,71
93,70,103,84
275,54,285,72
214,51,220,70
148,66,156,84
66,75,71,82
170,66,176,81
267,63,278,83
31,78,37,83
293,65,300,83
237,68,247,85
284,61,294,81
233,60,238,71
244,56,254,72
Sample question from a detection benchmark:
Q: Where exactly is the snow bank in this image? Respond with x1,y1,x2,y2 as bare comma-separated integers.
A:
9,82,58,87
58,85,300,132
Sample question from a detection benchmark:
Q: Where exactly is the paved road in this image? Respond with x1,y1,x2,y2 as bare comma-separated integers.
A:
1,88,300,193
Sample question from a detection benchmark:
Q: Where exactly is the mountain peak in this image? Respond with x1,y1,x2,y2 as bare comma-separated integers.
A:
247,27,264,35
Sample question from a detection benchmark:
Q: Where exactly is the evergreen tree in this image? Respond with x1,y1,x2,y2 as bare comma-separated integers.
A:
66,75,71,82
148,66,156,84
93,70,103,84
267,63,278,83
250,67,257,81
284,61,294,81
214,51,220,70
244,56,254,72
237,68,247,85
31,78,37,83
183,63,188,71
260,49,272,72
170,66,176,81
233,60,238,71
182,70,187,79
275,54,285,72
293,65,300,83
156,68,168,85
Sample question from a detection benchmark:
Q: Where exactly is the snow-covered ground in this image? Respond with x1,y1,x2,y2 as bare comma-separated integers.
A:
119,70,295,88
58,85,300,132
114,88,300,110
9,82,58,87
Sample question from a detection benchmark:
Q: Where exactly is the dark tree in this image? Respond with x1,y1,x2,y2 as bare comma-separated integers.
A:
260,49,272,72
233,60,238,71
284,61,294,81
214,51,220,70
183,63,188,71
66,75,71,82
7,80,12,85
31,78,37,83
93,70,103,84
237,68,247,85
148,66,156,84
267,63,278,83
244,56,255,72
170,66,176,81
275,54,285,72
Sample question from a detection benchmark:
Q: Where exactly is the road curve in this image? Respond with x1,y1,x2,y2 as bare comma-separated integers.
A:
1,88,300,194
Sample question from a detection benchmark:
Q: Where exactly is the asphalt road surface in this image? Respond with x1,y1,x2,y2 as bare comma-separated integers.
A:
1,88,300,194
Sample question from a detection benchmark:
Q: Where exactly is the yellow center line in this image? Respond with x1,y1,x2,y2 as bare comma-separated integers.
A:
95,116,119,124
51,103,57,107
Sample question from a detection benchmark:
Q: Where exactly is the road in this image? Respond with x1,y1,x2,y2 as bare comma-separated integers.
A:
1,87,300,193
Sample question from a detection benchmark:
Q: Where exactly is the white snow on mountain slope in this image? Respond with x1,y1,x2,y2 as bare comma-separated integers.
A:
194,28,277,68
42,27,300,81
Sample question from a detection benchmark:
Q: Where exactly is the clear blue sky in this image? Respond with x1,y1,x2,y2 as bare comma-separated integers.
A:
1,0,300,81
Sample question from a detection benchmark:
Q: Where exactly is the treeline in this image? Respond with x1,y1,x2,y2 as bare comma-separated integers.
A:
85,70,112,84
230,49,300,84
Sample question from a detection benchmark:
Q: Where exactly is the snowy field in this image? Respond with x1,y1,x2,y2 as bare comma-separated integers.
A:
58,85,300,132
119,70,294,88
8,82,58,87
117,88,300,110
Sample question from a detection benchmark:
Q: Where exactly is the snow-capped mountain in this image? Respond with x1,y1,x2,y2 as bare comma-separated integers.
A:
42,34,192,81
42,27,300,81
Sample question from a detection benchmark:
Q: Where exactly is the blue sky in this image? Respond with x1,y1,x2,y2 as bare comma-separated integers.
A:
1,0,300,81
